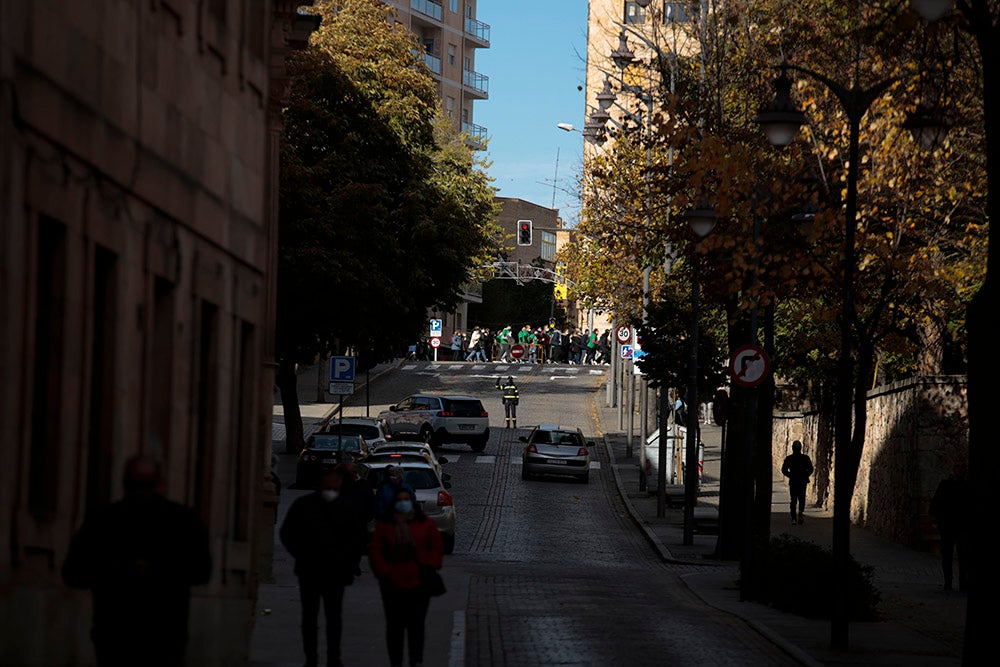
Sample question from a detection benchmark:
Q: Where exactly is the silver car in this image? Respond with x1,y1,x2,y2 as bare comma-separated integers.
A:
520,424,594,483
378,393,490,452
319,416,390,448
361,460,456,554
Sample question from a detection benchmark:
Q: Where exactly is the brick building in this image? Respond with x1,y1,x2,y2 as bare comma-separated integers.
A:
0,1,315,663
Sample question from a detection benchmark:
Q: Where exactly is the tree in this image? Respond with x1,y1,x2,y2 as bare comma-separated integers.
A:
276,0,499,450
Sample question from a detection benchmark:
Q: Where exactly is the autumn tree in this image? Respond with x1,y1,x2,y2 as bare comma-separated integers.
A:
277,0,498,450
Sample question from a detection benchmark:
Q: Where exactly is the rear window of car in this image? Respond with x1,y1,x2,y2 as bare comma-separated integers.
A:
368,467,440,490
310,435,362,451
326,424,381,440
443,399,485,416
531,430,581,446
368,453,426,465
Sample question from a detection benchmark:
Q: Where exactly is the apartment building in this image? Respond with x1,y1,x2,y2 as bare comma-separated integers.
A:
388,0,491,150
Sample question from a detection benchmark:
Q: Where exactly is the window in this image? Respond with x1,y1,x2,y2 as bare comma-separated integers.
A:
422,37,435,54
231,321,255,541
86,246,118,512
148,277,175,461
447,43,456,66
664,2,697,22
541,231,556,262
446,96,455,117
451,0,458,12
625,1,646,24
28,217,67,515
194,301,219,526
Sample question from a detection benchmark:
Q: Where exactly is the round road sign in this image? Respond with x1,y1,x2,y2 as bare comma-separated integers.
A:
729,344,770,387
615,326,632,344
429,337,441,349
510,344,525,359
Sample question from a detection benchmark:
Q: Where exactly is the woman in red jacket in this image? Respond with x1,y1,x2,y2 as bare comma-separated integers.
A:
369,487,444,667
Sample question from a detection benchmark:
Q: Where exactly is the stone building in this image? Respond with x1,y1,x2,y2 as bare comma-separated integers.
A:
0,1,316,664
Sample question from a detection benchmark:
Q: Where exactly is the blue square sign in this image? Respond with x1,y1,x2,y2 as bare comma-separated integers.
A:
329,356,356,382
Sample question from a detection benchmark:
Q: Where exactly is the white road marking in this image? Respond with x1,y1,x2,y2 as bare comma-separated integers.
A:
449,611,465,667
475,455,496,464
590,461,602,469
402,364,417,370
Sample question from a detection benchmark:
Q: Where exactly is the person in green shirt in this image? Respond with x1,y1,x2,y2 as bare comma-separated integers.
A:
496,326,512,362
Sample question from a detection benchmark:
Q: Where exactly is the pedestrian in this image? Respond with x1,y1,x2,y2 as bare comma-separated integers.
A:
496,325,512,362
465,326,483,361
930,463,973,591
597,329,611,364
375,465,417,521
781,440,814,525
369,487,444,667
449,331,463,361
279,466,367,667
548,326,563,363
584,328,598,364
495,375,519,429
560,327,572,363
569,330,583,365
62,456,212,667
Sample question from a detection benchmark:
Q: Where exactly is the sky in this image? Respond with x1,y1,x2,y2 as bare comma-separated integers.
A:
474,1,590,226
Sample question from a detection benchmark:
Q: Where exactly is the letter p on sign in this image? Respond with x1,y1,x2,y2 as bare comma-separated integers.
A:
330,356,356,382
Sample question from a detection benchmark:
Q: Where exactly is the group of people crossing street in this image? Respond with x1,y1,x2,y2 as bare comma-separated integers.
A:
409,324,615,365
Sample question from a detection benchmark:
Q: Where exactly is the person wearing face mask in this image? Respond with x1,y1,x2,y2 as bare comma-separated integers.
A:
375,465,416,521
369,488,444,667
280,467,366,667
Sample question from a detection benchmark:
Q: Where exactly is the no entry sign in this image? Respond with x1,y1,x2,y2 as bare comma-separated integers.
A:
510,344,525,359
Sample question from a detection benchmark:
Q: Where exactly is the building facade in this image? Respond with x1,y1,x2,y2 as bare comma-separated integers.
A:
387,0,490,150
0,1,315,664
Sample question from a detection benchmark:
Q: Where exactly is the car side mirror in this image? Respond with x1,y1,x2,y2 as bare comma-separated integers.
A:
438,456,449,464
518,436,528,443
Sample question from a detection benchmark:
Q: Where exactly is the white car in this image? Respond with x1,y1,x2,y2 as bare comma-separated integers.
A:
361,460,456,554
365,448,449,477
320,416,390,448
643,424,703,494
378,394,489,451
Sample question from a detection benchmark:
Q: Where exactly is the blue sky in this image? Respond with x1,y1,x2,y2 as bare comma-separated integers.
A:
475,1,589,226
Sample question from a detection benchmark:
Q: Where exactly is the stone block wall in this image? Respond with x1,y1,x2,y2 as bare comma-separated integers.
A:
772,375,968,549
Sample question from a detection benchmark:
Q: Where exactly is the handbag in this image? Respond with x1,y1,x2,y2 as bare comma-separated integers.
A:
418,564,446,597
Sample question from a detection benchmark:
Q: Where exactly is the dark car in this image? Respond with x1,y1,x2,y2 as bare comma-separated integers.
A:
295,433,370,488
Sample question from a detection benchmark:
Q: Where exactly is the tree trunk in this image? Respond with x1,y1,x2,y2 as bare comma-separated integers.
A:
277,358,305,455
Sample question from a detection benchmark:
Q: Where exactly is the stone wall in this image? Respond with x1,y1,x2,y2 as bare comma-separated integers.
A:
772,375,968,549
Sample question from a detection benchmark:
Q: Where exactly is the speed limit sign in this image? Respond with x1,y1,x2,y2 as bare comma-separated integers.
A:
615,326,631,344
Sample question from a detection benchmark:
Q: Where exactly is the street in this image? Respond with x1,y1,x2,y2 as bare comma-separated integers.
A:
253,362,797,666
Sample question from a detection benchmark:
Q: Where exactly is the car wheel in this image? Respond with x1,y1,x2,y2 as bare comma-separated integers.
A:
443,534,455,555
471,438,487,453
579,471,590,484
419,425,434,445
521,466,531,480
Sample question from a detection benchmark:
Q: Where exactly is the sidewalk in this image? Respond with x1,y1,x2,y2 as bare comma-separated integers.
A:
596,399,966,666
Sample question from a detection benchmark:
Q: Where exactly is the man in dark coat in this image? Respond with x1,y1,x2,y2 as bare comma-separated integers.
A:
280,466,367,667
62,456,212,667
781,440,814,525
496,375,519,428
930,463,973,591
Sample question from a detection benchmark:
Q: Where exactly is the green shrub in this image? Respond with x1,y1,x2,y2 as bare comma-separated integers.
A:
748,534,881,620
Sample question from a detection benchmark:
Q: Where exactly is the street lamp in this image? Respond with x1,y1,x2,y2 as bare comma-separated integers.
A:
682,203,716,544
757,55,949,648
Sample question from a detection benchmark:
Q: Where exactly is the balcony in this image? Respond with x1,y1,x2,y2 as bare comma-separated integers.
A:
410,0,443,22
421,51,442,75
464,17,490,47
462,69,489,98
462,121,488,151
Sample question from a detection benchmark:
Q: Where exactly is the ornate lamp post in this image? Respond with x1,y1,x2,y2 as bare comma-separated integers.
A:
757,54,949,648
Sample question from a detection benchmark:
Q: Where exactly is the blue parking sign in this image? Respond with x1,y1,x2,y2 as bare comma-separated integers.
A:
329,356,355,382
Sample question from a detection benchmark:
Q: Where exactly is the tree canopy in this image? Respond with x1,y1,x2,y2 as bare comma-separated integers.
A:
277,0,500,366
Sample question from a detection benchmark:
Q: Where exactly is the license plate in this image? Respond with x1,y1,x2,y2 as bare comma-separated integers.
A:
459,424,476,430
547,459,568,465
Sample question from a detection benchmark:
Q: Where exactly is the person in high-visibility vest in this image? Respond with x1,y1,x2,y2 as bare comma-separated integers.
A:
495,376,519,429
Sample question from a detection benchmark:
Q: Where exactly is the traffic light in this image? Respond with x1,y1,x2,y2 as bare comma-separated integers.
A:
517,220,532,246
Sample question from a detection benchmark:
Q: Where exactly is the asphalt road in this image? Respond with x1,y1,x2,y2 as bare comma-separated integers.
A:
258,362,798,666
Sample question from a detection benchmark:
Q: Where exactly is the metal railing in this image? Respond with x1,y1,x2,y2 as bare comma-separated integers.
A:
461,121,487,142
464,16,490,44
421,52,441,74
410,0,442,21
462,69,489,96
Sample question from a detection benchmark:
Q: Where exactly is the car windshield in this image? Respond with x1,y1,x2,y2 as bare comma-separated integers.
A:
325,424,381,440
310,435,362,451
443,399,485,416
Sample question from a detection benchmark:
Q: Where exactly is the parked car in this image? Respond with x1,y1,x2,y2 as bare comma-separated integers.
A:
295,433,370,488
319,416,390,448
520,424,593,483
643,425,703,494
361,460,456,554
378,394,489,451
